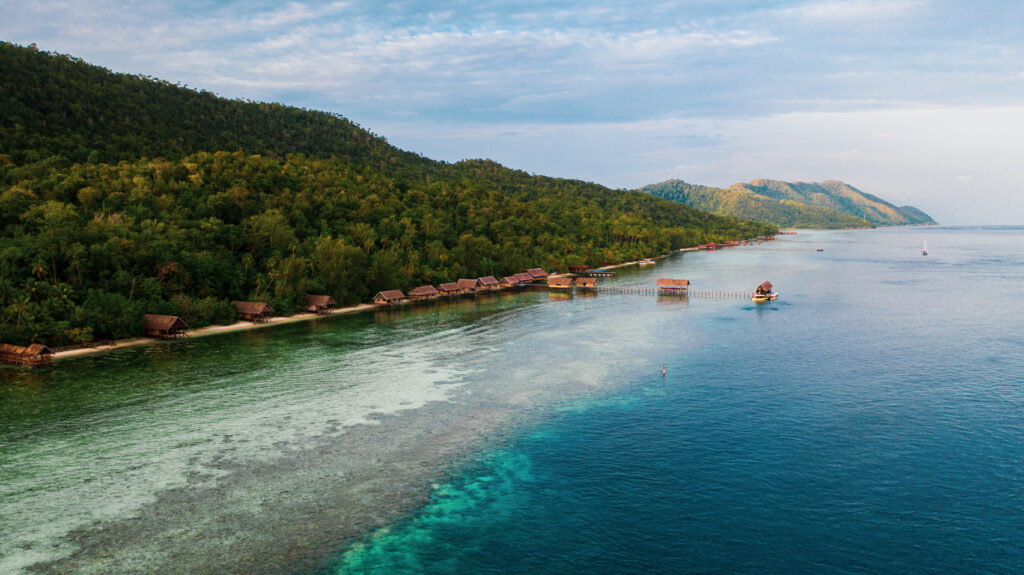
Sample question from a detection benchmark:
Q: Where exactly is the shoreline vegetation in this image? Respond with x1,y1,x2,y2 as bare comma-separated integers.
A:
1,42,776,353
51,247,707,361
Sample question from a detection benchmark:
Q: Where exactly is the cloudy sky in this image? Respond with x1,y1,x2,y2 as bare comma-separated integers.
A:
3,0,1023,223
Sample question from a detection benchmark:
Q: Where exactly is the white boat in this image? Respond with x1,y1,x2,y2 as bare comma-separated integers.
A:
638,259,656,266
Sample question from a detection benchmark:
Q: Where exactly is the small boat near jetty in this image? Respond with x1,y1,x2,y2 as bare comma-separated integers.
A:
752,281,778,303
639,258,656,266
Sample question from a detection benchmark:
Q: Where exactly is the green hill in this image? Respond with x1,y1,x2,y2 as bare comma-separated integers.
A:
641,179,935,229
0,42,774,347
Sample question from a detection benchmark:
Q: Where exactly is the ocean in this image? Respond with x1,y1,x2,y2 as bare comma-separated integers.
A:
2,227,1022,574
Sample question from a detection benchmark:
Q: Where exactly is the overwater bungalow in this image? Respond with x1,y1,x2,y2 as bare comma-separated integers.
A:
547,276,575,290
753,281,778,302
372,290,406,306
568,264,591,274
457,278,481,294
235,301,275,323
514,272,534,284
526,268,548,283
656,278,690,294
0,343,53,367
143,314,190,339
575,277,598,290
438,282,462,297
499,276,521,289
477,276,500,291
408,285,439,301
305,295,338,314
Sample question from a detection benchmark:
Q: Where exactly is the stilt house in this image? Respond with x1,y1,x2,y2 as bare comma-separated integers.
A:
235,301,275,323
575,277,597,290
373,290,406,306
438,282,461,297
526,268,549,283
0,343,53,367
305,295,338,314
477,276,500,291
547,277,575,290
656,278,690,294
457,278,481,294
408,285,439,301
143,314,190,339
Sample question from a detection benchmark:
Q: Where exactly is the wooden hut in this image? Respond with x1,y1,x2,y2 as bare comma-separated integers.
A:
438,282,462,297
499,276,521,289
143,314,190,339
568,264,591,274
526,268,548,283
547,276,575,290
372,290,406,306
457,278,481,294
755,281,773,295
235,301,275,323
305,295,338,314
514,272,534,284
408,285,439,301
575,277,597,290
656,278,690,294
0,343,53,367
477,276,500,291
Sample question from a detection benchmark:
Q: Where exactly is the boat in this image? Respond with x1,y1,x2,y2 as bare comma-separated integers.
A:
752,281,779,303
638,258,656,266
922,240,928,256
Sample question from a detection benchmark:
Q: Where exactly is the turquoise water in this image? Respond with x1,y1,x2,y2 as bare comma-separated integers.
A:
328,227,1024,574
3,227,1023,573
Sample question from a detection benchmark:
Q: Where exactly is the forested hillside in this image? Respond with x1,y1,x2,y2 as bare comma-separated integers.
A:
0,42,773,346
641,178,935,229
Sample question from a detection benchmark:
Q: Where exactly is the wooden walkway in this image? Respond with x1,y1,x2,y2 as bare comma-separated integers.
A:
584,286,752,299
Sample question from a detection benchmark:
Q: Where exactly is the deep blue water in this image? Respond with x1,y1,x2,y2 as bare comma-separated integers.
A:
331,227,1024,574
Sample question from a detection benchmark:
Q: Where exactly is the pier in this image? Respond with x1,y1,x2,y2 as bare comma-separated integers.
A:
585,286,752,299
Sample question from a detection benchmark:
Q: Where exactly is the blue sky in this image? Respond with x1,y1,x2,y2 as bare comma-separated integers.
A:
3,0,1023,223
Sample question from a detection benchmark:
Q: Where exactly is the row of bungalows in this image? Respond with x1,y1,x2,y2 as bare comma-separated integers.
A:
0,343,53,367
697,242,719,250
656,278,690,294
546,276,598,290
373,268,548,307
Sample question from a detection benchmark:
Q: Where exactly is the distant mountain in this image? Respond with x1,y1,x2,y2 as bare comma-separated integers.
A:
640,179,935,228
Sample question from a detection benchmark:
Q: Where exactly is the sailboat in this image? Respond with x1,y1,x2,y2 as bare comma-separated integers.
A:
922,240,928,256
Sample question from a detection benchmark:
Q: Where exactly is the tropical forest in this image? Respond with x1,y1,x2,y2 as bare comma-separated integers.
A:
0,42,775,346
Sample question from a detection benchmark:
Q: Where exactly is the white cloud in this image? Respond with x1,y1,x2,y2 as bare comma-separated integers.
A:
777,0,928,22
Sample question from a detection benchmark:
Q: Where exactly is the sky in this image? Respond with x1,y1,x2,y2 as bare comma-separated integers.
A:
2,0,1024,224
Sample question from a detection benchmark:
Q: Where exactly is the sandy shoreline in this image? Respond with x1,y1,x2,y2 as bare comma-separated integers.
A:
51,244,713,362
53,303,376,360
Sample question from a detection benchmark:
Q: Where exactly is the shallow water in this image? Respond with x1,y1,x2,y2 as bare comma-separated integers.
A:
3,227,1022,574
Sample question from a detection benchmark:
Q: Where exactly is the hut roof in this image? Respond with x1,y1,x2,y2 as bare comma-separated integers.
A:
575,277,597,287
478,276,499,287
0,343,52,358
457,278,480,290
235,301,274,315
374,290,406,301
514,272,534,282
568,264,590,273
526,268,548,278
409,285,439,296
439,282,460,292
758,281,773,290
500,276,520,285
548,277,574,287
656,278,691,288
144,314,189,332
305,295,338,307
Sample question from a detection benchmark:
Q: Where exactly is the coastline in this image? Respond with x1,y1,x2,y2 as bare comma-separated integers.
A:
49,243,731,362
52,303,376,361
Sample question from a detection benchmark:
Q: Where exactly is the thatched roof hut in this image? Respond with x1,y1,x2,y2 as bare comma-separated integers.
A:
526,268,548,282
513,272,534,284
438,282,461,296
568,264,591,274
547,276,575,290
373,290,406,306
499,276,521,288
143,314,190,339
235,301,275,322
305,295,338,314
0,343,52,366
408,285,439,300
755,281,773,295
457,278,481,292
477,276,499,290
656,278,690,292
575,277,597,289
